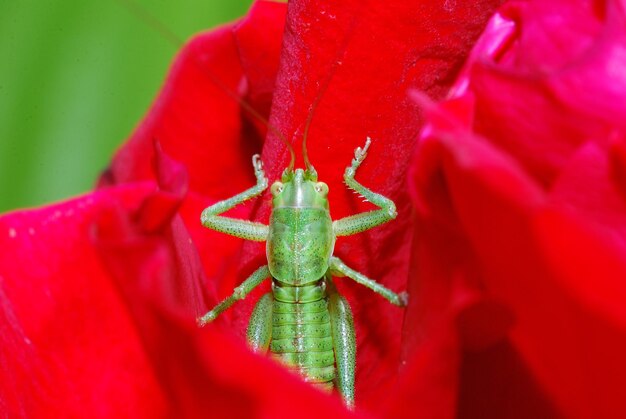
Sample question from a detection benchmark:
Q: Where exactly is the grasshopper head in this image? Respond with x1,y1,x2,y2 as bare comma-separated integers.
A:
271,168,329,209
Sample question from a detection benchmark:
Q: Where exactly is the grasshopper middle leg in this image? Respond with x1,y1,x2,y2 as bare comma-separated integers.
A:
330,257,407,307
197,265,270,326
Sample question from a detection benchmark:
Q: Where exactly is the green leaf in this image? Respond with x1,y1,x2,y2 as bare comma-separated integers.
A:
0,0,251,212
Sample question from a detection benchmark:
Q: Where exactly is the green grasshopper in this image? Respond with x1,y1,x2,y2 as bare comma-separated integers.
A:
197,136,408,408
113,0,408,408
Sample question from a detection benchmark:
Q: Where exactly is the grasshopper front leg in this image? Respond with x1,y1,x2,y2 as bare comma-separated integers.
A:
333,138,397,237
200,154,269,241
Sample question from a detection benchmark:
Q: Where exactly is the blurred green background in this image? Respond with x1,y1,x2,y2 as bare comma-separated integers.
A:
0,0,251,213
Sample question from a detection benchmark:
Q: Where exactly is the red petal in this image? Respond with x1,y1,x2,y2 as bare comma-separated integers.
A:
464,1,626,186
104,1,288,305
261,0,505,409
94,204,355,417
101,0,505,409
410,1,626,414
105,1,287,200
234,1,287,116
0,186,166,417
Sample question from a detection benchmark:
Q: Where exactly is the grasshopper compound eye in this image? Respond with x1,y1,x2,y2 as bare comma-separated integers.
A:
315,182,328,196
271,182,284,196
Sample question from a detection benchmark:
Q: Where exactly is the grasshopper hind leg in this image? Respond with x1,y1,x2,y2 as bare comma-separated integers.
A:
247,292,273,352
327,278,356,409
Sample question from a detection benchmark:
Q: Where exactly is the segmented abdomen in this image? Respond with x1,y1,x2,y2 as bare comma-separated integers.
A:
270,298,335,391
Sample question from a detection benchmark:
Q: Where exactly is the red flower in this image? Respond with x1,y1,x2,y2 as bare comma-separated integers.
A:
10,0,625,417
410,0,626,418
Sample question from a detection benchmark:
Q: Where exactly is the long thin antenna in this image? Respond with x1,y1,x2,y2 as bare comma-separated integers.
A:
301,58,341,173
301,15,360,173
115,0,296,171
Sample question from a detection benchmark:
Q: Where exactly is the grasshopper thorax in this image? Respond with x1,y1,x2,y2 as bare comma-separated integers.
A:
270,168,329,210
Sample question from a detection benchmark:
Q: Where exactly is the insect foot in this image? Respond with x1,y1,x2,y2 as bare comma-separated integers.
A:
197,311,218,327
399,291,409,307
345,137,372,179
353,137,372,167
387,201,398,219
252,154,268,189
